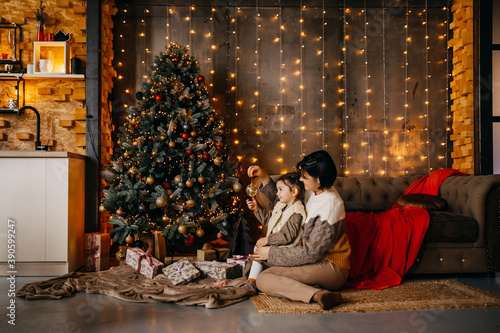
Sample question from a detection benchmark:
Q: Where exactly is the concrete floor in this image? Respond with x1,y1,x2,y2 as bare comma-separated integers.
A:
1,274,500,333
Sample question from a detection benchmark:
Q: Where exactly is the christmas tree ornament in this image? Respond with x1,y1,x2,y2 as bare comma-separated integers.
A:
181,133,190,140
168,141,176,148
125,235,134,244
186,149,193,156
186,199,195,207
162,181,171,189
162,215,169,222
184,234,195,246
178,181,185,189
116,208,124,215
135,91,144,100
213,157,222,166
195,228,205,238
188,165,194,172
138,204,146,213
202,152,210,161
190,131,197,137
117,140,122,145
216,144,224,152
155,94,164,101
146,176,155,185
153,62,159,68
135,123,139,129
99,204,107,213
217,232,224,239
178,224,187,234
221,220,229,228
156,196,167,207
173,56,180,63
183,124,191,132
246,184,258,197
123,151,129,158
185,179,194,187
197,75,205,83
197,175,205,183
128,166,137,176
174,175,182,184
233,182,243,193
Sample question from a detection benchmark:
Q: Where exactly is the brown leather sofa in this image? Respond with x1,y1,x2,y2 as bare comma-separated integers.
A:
334,174,500,274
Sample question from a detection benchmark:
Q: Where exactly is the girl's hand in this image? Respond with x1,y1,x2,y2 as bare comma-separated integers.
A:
246,197,258,211
251,246,270,261
255,237,268,248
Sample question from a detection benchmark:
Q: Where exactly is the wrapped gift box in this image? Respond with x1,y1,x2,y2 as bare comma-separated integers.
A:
193,261,242,280
134,231,166,262
84,233,110,272
197,247,230,262
125,247,164,279
162,258,201,285
227,255,249,275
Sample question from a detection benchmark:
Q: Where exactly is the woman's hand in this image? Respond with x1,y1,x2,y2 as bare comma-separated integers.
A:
255,237,269,248
251,246,270,261
247,165,270,186
246,197,259,211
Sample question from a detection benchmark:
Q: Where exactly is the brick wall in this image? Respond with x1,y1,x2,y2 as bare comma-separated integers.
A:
449,0,475,175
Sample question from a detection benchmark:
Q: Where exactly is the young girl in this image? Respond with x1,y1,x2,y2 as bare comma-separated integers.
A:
243,172,306,293
249,150,350,310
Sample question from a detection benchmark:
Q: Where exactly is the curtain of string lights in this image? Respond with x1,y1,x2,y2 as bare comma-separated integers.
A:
113,0,451,177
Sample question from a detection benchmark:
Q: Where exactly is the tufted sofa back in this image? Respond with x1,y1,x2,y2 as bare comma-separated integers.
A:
333,176,422,211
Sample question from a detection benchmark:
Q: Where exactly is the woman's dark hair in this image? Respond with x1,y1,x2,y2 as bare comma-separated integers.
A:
296,150,337,190
277,172,305,201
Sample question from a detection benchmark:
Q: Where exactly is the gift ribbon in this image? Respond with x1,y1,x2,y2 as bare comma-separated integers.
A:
85,234,100,271
137,247,154,273
232,255,249,260
168,261,191,282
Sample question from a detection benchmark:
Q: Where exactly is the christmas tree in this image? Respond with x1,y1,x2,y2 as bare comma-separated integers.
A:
101,43,246,250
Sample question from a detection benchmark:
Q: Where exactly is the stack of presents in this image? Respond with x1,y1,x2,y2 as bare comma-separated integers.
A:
84,231,249,285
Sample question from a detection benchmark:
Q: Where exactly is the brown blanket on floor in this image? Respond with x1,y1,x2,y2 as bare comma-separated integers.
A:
16,265,253,308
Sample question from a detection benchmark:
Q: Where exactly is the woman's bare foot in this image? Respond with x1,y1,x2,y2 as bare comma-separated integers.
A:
312,290,342,310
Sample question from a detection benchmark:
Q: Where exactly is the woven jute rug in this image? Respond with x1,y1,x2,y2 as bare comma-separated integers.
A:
251,279,500,313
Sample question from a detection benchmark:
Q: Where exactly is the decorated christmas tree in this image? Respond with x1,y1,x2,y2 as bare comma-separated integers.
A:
101,43,246,250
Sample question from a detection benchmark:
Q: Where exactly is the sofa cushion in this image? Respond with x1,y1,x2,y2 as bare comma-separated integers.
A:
397,194,447,211
424,211,478,242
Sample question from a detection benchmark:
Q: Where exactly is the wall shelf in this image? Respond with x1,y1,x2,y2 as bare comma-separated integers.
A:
0,73,85,79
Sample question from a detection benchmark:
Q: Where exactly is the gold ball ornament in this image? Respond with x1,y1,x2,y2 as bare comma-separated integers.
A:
174,175,182,184
156,196,167,207
188,165,194,172
123,151,129,158
166,189,173,196
213,157,222,166
185,179,194,187
186,199,195,207
133,141,138,146
117,140,122,146
168,141,176,148
233,182,243,192
178,224,187,234
146,176,155,185
116,208,124,215
99,204,107,213
197,175,205,183
195,228,205,238
246,184,259,197
190,131,197,137
162,215,169,222
125,235,134,244
128,167,137,176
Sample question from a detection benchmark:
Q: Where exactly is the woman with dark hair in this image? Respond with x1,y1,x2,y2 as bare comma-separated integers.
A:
248,150,350,310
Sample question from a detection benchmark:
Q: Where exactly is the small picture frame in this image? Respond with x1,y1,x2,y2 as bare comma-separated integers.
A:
33,41,69,74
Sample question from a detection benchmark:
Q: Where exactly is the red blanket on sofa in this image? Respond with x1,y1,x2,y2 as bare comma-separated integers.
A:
344,168,464,290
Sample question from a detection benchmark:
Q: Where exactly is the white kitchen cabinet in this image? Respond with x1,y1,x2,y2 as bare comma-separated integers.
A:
0,151,85,276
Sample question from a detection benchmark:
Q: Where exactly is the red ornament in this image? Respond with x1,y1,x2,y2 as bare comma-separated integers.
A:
184,234,195,247
181,133,190,140
217,232,224,239
216,144,224,152
148,136,153,140
198,75,205,83
162,181,171,189
135,123,139,129
173,57,180,63
155,94,164,101
186,149,193,156
146,78,153,84
202,153,210,161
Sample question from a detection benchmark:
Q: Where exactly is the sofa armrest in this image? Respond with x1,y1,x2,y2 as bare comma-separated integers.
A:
439,175,500,250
